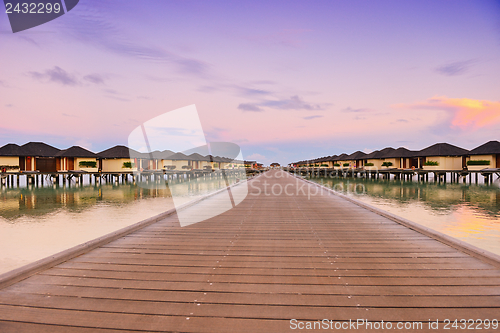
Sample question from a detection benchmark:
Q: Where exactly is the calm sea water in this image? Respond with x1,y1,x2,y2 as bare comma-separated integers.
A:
307,176,500,256
0,175,239,274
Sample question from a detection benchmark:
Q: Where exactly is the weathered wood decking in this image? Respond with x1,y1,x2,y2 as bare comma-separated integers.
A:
0,170,499,332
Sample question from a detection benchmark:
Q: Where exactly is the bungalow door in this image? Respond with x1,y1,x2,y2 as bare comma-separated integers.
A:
19,157,25,171
496,154,500,168
26,156,32,171
68,158,74,170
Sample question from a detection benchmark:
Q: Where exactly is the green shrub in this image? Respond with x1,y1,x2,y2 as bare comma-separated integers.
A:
424,161,438,166
466,160,490,166
320,164,328,167
122,161,134,168
343,163,349,167
333,163,340,167
79,161,97,168
382,161,393,167
365,163,374,166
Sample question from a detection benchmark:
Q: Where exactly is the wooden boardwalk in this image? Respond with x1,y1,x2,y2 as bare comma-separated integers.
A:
0,170,499,332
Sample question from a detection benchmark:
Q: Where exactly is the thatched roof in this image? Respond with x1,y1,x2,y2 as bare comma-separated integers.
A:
382,147,417,158
167,152,189,160
364,147,394,159
415,143,468,157
56,146,98,158
186,153,206,161
325,155,338,162
346,151,367,160
161,150,174,158
334,153,349,161
98,145,141,159
0,143,22,156
469,141,500,155
211,156,225,163
20,142,60,157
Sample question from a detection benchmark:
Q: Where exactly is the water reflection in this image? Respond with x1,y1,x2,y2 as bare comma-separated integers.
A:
307,176,500,255
311,177,500,218
0,175,241,274
0,176,234,221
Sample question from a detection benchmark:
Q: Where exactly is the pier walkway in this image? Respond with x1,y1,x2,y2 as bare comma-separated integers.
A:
0,170,499,332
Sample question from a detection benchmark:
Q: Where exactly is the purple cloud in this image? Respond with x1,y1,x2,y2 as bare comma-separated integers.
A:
264,95,325,110
342,107,369,113
238,103,264,112
84,74,105,84
29,66,79,86
435,60,475,76
303,115,323,120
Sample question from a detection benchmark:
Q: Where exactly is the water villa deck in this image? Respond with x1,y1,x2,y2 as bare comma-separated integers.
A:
0,170,499,332
291,167,500,184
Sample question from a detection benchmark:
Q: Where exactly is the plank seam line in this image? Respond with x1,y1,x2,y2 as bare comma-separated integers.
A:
0,174,263,291
7,284,496,296
1,298,497,310
0,319,169,332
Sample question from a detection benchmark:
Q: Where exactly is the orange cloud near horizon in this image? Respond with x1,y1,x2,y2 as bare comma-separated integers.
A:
394,96,500,130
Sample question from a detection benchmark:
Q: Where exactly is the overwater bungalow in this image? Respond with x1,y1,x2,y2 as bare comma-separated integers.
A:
244,160,257,168
186,153,209,170
97,145,139,172
308,156,324,168
308,158,318,168
466,140,500,170
139,150,160,170
219,156,238,169
415,143,469,170
162,152,190,170
321,155,336,168
381,147,418,169
56,146,99,172
333,153,349,169
18,142,61,172
0,143,22,173
345,151,367,168
317,156,333,168
211,156,225,170
157,150,175,170
364,147,395,169
234,159,245,169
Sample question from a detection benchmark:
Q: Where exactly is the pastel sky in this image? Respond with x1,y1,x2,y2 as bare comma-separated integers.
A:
1,0,499,165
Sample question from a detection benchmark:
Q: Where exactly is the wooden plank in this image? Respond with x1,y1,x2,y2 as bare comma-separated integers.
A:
4,284,500,308
54,262,500,277
37,268,500,286
0,294,499,322
10,274,500,296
